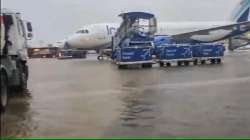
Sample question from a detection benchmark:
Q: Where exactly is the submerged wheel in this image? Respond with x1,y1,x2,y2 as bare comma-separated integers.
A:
211,59,216,64
118,65,127,69
193,60,198,65
17,64,28,92
201,60,206,65
15,62,29,92
159,62,164,67
184,61,189,66
177,61,182,66
166,63,171,67
20,72,27,91
142,63,152,68
1,72,8,112
217,59,222,64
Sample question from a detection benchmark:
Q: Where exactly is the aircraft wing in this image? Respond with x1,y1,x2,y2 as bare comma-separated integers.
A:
171,21,250,43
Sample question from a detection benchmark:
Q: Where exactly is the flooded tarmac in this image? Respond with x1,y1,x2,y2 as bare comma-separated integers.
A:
1,50,250,137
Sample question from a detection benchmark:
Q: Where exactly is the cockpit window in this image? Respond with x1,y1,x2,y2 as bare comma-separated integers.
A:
76,29,89,34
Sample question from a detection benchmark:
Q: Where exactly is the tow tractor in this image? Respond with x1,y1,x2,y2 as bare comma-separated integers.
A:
111,12,157,69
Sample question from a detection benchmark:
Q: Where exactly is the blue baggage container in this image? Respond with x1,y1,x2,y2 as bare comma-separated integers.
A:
157,44,193,61
114,47,153,64
154,35,174,47
192,44,225,58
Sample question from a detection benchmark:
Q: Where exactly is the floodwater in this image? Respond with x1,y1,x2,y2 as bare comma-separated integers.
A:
1,50,250,138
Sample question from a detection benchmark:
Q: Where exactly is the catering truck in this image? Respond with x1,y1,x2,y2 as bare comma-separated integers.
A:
1,9,33,111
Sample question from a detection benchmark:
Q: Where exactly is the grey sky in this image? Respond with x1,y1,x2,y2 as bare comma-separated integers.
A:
2,0,240,43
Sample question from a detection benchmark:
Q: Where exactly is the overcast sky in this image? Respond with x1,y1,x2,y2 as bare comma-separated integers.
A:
2,0,241,43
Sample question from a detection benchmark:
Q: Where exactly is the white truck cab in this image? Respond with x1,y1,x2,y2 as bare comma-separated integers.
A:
1,8,33,111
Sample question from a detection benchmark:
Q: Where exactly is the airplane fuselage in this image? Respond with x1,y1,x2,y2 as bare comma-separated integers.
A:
65,0,250,50
66,21,234,49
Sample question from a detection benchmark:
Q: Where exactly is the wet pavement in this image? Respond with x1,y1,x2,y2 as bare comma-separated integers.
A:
1,50,250,138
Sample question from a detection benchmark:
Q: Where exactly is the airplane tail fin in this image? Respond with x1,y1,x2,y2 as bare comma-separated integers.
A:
232,0,250,22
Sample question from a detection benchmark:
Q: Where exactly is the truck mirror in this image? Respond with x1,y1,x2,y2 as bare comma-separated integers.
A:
25,21,33,40
27,22,32,32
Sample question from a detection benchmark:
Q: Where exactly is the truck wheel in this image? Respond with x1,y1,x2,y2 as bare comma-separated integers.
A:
17,64,28,92
20,72,28,91
1,73,8,112
24,64,29,80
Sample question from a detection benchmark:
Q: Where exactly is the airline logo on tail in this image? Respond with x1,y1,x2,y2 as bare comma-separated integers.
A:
232,0,250,22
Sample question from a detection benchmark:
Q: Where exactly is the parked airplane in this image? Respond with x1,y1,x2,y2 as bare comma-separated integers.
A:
65,0,250,51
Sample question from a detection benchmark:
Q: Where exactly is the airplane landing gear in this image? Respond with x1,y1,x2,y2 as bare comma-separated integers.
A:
97,49,112,61
97,55,104,60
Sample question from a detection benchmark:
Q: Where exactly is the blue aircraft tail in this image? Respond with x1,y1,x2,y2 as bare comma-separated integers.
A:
232,0,250,22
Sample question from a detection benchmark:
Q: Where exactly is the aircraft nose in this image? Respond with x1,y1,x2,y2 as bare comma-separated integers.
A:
66,34,83,48
66,34,96,49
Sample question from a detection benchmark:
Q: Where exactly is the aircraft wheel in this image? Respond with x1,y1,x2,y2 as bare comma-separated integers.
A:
97,56,103,60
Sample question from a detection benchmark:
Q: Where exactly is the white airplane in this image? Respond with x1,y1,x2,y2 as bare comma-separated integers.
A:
65,0,250,51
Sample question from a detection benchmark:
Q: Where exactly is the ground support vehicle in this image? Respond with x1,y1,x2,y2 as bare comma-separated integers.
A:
1,9,33,111
112,12,157,69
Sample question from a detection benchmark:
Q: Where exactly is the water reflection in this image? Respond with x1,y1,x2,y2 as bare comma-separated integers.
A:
1,89,38,138
119,81,156,129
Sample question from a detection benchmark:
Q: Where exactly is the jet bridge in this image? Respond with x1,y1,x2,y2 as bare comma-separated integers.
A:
112,12,157,69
